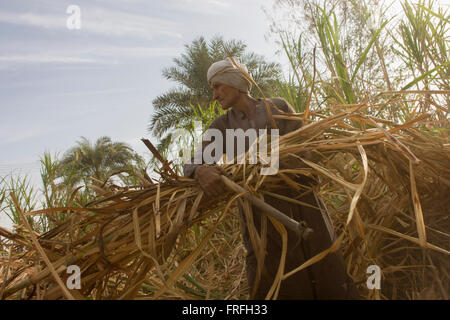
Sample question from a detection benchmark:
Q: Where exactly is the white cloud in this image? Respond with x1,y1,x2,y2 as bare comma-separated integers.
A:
0,6,182,40
82,45,183,58
39,87,139,98
0,55,98,64
164,0,272,16
0,11,65,29
0,45,182,68
0,126,56,145
81,7,182,40
165,0,232,15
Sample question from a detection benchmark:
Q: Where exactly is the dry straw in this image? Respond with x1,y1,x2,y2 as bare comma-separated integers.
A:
0,94,449,300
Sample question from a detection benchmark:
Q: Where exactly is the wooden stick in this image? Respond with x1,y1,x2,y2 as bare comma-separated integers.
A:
141,138,177,177
220,176,313,240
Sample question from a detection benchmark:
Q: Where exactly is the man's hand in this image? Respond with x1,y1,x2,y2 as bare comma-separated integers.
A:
194,165,226,198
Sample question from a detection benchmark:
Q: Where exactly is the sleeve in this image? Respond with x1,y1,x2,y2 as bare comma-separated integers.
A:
183,116,226,178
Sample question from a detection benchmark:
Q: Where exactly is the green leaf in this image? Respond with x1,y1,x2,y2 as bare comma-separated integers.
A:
416,4,450,24
401,61,450,90
351,19,389,83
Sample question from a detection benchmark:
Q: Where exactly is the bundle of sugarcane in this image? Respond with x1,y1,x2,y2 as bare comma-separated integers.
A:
0,100,449,300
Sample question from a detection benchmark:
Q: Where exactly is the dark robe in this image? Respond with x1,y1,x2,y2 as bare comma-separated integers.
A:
184,98,360,299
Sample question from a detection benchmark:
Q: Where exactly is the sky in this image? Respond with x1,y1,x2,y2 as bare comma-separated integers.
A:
0,0,287,229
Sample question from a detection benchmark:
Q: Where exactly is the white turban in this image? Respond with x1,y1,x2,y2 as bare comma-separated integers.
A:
207,57,252,93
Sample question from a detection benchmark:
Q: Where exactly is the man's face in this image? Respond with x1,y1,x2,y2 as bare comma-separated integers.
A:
211,82,240,110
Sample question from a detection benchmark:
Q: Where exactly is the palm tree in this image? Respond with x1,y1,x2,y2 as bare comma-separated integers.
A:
58,136,144,186
148,36,282,143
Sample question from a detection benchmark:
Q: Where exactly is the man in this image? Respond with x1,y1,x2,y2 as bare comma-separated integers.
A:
184,57,360,299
